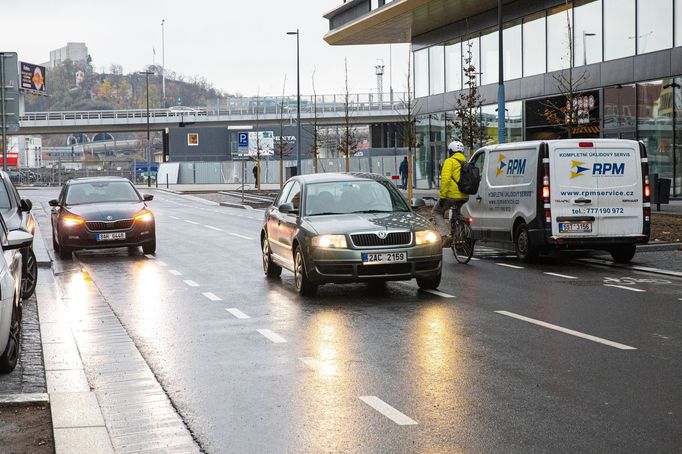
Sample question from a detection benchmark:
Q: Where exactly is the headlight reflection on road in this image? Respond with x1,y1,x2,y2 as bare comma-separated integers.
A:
133,261,162,338
63,270,90,318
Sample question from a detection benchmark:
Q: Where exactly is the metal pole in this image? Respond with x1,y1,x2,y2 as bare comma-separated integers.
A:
161,19,166,107
146,73,151,187
0,53,7,171
583,32,587,67
296,30,302,176
497,0,507,144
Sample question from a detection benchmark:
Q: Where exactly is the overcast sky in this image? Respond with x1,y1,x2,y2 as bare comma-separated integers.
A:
0,0,409,97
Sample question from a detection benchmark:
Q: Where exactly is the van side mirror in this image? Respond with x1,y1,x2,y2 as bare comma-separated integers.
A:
48,199,60,207
3,230,33,251
143,194,154,202
20,199,32,212
278,203,298,215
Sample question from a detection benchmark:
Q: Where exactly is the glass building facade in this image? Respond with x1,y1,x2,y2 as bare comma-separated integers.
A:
412,0,682,195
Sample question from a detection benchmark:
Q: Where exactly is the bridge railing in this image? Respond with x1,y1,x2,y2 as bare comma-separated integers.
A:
20,92,408,123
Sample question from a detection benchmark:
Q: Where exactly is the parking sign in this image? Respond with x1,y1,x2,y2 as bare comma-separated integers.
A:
238,132,249,148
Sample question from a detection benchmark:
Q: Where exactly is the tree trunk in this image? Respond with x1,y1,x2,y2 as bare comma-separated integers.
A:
256,159,261,192
279,158,284,188
313,155,318,174
345,153,350,172
407,148,413,201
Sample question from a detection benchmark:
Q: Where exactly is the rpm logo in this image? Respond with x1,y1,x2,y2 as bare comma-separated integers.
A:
496,154,527,176
570,160,625,178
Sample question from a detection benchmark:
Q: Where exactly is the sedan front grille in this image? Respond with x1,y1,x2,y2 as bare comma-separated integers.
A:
86,219,134,232
350,232,411,248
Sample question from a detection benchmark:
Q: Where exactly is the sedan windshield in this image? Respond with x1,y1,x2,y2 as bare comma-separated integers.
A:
305,180,409,216
66,181,141,205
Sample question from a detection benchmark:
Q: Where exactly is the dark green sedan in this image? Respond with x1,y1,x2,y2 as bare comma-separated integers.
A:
261,173,442,296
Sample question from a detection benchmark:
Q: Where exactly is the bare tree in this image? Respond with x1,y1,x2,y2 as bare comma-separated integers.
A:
339,59,357,172
451,39,485,154
253,91,263,192
540,0,589,138
398,51,418,201
276,75,290,188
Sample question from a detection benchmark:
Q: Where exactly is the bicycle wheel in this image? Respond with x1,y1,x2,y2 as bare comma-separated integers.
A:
451,219,475,264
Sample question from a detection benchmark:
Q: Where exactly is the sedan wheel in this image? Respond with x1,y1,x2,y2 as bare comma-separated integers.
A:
21,249,38,299
262,236,281,278
0,301,20,373
294,246,317,296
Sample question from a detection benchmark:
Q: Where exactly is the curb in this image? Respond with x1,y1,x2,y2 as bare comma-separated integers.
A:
637,242,682,252
577,258,682,278
219,202,253,210
0,393,50,405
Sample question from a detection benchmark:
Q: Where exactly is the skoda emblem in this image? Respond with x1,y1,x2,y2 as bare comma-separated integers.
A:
376,231,387,239
106,215,113,221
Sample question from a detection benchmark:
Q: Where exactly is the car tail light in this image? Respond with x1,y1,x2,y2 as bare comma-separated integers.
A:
542,155,551,227
468,217,474,224
640,143,651,236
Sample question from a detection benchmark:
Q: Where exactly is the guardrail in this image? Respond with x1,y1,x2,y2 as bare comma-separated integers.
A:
20,92,409,123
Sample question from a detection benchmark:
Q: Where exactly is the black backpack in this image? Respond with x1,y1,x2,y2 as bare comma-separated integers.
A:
452,160,481,195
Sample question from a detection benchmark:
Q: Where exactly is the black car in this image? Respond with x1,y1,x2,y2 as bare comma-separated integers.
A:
50,177,156,259
0,171,37,299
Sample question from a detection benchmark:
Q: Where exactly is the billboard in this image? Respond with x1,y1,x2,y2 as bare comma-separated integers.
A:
248,131,274,156
20,61,47,95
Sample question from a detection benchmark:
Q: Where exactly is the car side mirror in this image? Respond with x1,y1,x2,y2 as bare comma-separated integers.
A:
20,199,32,212
3,230,33,251
411,198,426,208
278,203,298,215
143,194,154,202
48,199,60,207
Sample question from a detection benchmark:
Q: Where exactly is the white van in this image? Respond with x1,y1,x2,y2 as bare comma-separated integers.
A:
462,139,650,263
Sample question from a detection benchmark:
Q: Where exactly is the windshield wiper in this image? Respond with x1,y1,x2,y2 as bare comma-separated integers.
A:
308,211,344,216
349,210,396,214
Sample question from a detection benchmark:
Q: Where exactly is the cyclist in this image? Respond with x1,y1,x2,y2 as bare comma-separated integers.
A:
431,140,469,235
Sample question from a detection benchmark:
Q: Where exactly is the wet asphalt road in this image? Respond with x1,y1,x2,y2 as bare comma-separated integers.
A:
24,188,682,453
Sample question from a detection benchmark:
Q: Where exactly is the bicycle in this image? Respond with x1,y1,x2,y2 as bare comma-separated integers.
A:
450,211,475,264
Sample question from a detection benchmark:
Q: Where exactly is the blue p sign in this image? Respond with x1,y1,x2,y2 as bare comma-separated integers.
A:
238,132,249,147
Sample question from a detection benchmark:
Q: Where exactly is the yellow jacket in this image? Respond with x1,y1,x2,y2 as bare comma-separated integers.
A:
439,152,469,200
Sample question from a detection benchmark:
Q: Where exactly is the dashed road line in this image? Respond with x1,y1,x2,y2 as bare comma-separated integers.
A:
604,284,646,293
183,280,199,287
184,220,200,225
144,254,155,259
203,292,222,301
496,263,524,269
168,270,182,276
230,233,254,240
359,396,418,426
169,215,180,220
205,225,223,231
156,260,168,267
544,272,578,279
256,329,287,343
226,308,251,319
422,289,455,298
299,357,321,370
495,310,637,350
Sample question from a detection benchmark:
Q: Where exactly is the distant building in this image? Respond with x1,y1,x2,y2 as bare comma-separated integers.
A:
49,42,88,68
8,136,42,168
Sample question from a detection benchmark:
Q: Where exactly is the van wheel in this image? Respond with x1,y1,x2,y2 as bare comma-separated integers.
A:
611,245,636,264
515,223,537,262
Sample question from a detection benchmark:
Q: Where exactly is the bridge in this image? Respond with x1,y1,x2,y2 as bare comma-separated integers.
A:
16,93,409,135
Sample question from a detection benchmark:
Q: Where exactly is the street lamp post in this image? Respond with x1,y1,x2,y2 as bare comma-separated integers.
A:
497,0,507,144
161,20,166,107
287,29,301,176
139,71,154,187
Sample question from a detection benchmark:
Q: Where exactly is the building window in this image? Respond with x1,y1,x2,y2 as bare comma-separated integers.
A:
637,0,673,54
638,80,674,184
429,45,445,95
574,0,602,66
462,35,480,86
187,133,199,146
445,40,462,92
523,12,546,76
414,48,429,98
677,0,682,47
503,20,522,81
604,0,635,60
480,29,498,86
481,101,523,145
547,4,573,71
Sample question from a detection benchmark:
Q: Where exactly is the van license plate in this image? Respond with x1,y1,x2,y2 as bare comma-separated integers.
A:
559,222,592,233
96,232,126,241
362,252,407,265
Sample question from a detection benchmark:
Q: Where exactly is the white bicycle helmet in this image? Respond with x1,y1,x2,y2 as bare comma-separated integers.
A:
448,141,465,153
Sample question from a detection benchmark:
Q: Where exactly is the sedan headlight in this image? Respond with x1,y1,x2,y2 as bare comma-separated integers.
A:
312,234,347,249
134,210,154,222
415,230,440,245
62,215,84,227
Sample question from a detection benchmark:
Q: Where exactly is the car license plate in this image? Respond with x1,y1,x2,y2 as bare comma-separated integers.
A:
559,222,592,233
96,232,126,241
361,252,407,265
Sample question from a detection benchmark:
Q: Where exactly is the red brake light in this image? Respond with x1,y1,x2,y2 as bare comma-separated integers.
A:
644,185,651,198
468,217,474,224
542,186,550,200
579,142,594,148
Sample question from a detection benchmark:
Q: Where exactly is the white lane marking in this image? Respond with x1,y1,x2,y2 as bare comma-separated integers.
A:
422,289,455,298
496,263,524,269
299,357,321,370
226,308,251,319
168,270,182,276
205,225,223,231
230,233,254,240
359,396,418,426
544,272,578,279
183,280,199,287
156,260,167,267
184,220,200,225
256,329,286,343
604,284,646,293
470,257,480,261
203,292,222,301
169,215,180,220
495,310,637,350
144,254,155,259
